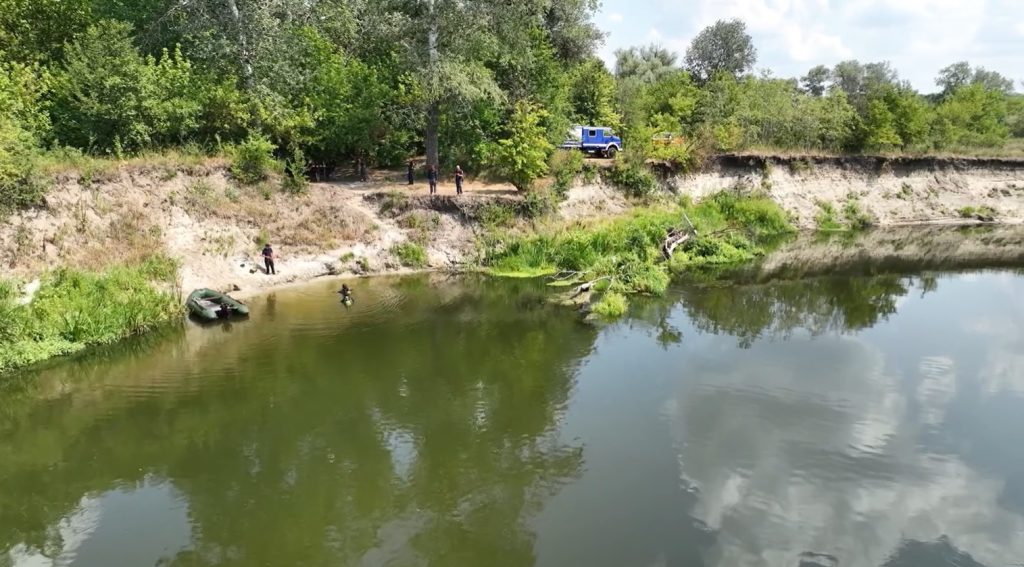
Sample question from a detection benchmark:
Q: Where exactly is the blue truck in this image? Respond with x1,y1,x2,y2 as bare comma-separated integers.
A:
559,125,622,158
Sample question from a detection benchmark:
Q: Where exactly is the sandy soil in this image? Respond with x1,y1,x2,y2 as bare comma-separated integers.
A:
679,155,1024,228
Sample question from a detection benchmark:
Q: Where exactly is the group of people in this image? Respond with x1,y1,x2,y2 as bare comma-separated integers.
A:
408,161,465,196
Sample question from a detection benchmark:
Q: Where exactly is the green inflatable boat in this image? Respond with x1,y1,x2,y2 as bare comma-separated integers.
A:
186,288,250,321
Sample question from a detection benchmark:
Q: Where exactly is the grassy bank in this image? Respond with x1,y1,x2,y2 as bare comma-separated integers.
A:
482,192,794,316
0,256,181,374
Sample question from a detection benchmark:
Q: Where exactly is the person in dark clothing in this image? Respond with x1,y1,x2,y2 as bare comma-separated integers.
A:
359,159,368,182
407,160,415,185
217,302,232,319
262,243,276,275
338,283,353,304
454,165,464,195
427,165,438,195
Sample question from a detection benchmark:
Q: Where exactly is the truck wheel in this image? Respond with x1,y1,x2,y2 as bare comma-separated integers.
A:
605,146,618,158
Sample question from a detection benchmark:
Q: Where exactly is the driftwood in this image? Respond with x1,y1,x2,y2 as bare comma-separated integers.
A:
662,210,698,259
661,229,692,259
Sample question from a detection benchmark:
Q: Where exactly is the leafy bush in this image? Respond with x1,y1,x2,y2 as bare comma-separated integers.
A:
231,135,278,185
0,117,46,212
392,242,427,268
604,156,658,198
487,101,553,191
549,149,584,197
0,59,49,212
282,145,309,194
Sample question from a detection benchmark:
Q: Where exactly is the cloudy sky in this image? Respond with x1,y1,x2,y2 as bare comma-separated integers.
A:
595,0,1024,93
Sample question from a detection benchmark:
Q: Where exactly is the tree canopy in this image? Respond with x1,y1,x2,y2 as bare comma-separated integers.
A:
684,19,757,83
0,6,1020,206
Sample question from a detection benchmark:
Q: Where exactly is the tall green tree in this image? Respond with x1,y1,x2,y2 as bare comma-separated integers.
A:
684,19,756,83
936,61,1015,97
487,101,553,191
614,45,678,84
801,64,831,97
567,58,620,128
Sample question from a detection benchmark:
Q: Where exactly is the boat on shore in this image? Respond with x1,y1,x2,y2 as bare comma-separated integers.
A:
186,288,250,321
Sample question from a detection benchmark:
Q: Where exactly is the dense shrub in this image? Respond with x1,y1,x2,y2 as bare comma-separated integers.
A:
603,155,658,197
549,149,584,197
487,101,553,191
231,135,279,185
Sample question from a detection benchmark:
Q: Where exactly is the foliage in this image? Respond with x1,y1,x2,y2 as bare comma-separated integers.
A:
282,145,308,194
549,149,584,197
937,62,1015,97
592,291,628,318
0,59,48,212
0,256,181,373
231,135,278,185
684,19,757,83
842,199,875,229
568,58,621,128
933,84,1009,149
815,201,842,231
483,193,793,307
614,45,677,84
392,242,428,268
487,101,553,191
603,154,658,198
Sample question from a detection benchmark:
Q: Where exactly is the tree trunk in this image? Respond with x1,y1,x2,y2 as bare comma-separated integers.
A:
225,0,255,93
425,0,440,168
425,102,440,168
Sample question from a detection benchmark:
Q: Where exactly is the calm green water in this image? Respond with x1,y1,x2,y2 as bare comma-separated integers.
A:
4,241,1024,566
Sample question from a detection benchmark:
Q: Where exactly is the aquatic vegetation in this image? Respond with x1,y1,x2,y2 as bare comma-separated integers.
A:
592,290,628,318
482,192,794,317
0,255,182,374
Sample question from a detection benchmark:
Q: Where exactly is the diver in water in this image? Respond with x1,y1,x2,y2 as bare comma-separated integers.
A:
338,284,354,304
217,302,232,319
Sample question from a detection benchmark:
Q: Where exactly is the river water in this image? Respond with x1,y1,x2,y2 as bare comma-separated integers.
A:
4,230,1024,567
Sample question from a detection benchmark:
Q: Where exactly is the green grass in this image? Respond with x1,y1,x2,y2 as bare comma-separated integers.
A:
392,242,428,268
815,201,843,231
842,199,875,229
0,255,181,374
592,291,628,318
482,192,794,317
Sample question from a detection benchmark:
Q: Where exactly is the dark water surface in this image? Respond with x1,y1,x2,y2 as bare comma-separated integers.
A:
4,243,1024,566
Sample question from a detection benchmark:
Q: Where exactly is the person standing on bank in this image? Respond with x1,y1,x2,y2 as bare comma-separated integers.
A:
454,165,464,196
407,160,415,185
427,164,438,195
262,243,276,275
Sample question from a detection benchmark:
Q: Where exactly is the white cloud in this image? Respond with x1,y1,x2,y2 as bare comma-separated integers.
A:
596,0,1024,92
607,12,624,23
